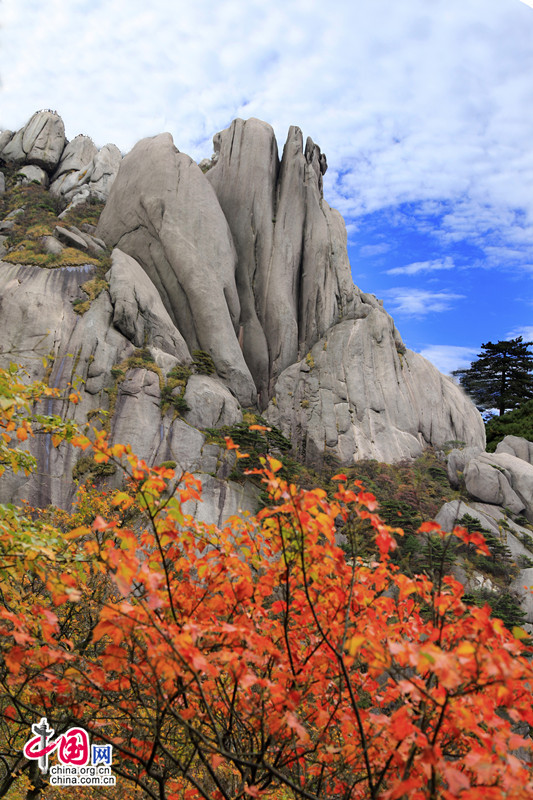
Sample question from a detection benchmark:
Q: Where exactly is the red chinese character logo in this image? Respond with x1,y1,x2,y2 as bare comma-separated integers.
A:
57,728,90,766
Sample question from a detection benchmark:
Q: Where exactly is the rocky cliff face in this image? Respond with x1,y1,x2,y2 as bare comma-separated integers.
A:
0,111,486,512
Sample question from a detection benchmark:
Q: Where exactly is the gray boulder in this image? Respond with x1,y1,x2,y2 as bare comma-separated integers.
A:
96,133,257,407
16,165,49,186
54,225,88,250
2,111,65,171
463,456,525,515
0,131,13,156
42,235,64,255
52,142,121,205
464,451,533,520
51,135,98,181
495,435,533,464
87,143,122,200
447,445,484,487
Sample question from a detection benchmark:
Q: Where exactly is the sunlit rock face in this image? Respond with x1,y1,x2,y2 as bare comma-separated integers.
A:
0,111,486,515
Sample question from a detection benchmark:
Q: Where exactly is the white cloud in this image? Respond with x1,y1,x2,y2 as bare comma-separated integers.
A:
417,345,478,375
506,325,533,342
383,288,464,317
386,256,454,276
1,0,533,282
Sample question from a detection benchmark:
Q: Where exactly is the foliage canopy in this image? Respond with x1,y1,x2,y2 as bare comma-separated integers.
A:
452,337,533,417
0,366,532,800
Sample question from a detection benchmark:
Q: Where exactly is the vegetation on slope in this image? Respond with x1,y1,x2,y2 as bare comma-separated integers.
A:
485,398,533,451
0,167,108,269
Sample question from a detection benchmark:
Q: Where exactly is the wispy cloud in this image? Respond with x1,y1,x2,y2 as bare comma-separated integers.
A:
506,325,533,342
386,256,454,276
417,345,478,375
383,288,464,317
359,243,391,258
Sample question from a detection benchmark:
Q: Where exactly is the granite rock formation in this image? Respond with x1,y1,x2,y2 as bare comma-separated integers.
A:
0,111,487,515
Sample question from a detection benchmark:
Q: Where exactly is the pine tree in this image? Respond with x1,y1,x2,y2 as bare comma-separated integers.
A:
452,336,533,416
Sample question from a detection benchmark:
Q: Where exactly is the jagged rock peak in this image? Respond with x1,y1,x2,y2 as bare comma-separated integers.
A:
0,111,121,208
97,119,357,407
1,110,65,171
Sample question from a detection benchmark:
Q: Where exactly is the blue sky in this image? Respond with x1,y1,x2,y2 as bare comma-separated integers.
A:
1,0,532,374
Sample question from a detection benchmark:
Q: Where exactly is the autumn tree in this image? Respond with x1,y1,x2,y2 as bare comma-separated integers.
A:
0,366,532,799
452,336,533,416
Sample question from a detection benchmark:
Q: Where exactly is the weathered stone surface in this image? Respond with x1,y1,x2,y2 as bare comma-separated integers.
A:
0,131,13,155
266,307,485,465
88,143,122,200
0,172,5,194
183,475,260,527
511,568,533,625
68,225,104,254
51,135,98,180
463,455,525,515
111,368,162,460
0,112,491,520
183,375,242,429
495,435,533,465
2,111,65,170
41,235,64,255
0,259,243,524
107,248,190,359
206,119,356,402
50,141,120,205
447,445,484,488
464,451,533,519
97,133,256,407
16,164,49,186
1,128,25,163
0,219,15,235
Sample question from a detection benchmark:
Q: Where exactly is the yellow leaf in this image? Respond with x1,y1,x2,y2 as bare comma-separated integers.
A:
64,526,90,541
347,635,365,657
456,641,476,657
512,626,529,640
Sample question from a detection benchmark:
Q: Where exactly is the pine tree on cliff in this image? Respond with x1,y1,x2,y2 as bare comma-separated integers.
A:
453,336,533,416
